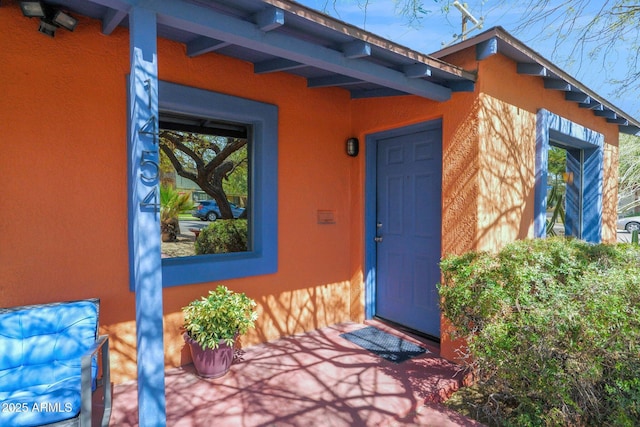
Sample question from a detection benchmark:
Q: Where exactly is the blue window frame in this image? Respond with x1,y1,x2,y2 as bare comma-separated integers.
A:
534,109,604,243
152,81,278,287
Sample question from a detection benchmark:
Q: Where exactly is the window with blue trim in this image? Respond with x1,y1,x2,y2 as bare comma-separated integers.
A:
535,109,604,243
157,81,278,286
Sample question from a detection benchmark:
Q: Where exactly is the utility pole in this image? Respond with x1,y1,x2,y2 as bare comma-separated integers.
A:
442,1,484,47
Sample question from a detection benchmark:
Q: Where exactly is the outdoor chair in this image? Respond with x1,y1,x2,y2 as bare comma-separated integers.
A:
0,298,111,427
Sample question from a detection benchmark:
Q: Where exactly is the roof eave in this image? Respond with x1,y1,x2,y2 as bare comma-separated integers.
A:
431,27,640,135
263,0,476,82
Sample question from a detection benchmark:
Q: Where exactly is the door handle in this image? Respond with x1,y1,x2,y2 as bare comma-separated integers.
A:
374,236,383,242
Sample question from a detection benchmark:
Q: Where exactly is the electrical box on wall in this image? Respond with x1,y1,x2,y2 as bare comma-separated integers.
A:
317,210,336,225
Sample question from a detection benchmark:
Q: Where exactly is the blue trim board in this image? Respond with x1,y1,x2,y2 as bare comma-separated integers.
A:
364,133,378,320
534,109,604,243
157,81,279,287
127,7,167,427
364,119,443,320
534,111,550,238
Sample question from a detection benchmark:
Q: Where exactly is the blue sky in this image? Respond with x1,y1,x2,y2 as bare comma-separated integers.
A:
296,0,639,118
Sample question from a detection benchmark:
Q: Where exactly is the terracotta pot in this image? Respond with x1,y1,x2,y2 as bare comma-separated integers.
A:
184,333,234,378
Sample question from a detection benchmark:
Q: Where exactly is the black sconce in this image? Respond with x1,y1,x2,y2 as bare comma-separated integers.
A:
20,1,78,37
346,137,359,157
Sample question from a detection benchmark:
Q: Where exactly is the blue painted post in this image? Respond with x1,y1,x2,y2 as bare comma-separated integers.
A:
128,6,167,427
534,110,550,238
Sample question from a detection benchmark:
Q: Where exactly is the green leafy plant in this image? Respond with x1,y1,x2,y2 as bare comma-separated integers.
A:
183,285,258,350
195,220,248,254
439,238,640,426
160,184,194,242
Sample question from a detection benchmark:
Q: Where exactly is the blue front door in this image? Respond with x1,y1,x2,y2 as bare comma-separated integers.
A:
374,121,442,338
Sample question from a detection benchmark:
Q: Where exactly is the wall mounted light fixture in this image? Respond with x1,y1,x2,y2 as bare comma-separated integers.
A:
38,19,57,37
53,10,78,31
20,1,78,37
20,1,46,18
346,137,359,157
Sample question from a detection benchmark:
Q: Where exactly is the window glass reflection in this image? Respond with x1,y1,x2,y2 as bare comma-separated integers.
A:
158,118,250,258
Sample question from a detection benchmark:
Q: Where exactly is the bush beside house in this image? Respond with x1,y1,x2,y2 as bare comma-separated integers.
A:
440,238,640,426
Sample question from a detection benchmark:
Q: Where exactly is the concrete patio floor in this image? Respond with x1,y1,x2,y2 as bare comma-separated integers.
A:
109,321,483,426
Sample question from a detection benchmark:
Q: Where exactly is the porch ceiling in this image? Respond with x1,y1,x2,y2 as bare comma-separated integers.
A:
432,27,640,135
43,0,476,101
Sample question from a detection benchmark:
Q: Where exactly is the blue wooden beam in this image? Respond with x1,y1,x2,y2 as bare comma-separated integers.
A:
351,88,407,98
565,91,590,103
543,78,572,90
342,40,371,59
102,6,128,35
128,6,166,427
186,36,229,57
517,63,547,76
594,109,617,119
448,80,475,92
88,0,131,9
307,75,362,88
254,7,284,32
607,117,629,125
579,100,603,110
142,0,452,101
254,58,304,74
476,37,498,60
620,125,640,135
403,64,432,78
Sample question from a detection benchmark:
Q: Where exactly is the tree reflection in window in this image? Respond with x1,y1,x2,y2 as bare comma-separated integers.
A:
546,145,567,237
158,115,250,258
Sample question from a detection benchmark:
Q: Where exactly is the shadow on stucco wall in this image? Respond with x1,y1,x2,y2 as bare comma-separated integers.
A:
440,95,537,361
103,281,352,384
442,98,481,257
476,94,536,251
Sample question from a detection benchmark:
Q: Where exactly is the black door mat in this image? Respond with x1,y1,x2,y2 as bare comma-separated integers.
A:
340,326,428,363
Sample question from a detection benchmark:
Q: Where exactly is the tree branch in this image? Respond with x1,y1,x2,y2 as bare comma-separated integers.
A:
203,138,247,178
159,143,199,183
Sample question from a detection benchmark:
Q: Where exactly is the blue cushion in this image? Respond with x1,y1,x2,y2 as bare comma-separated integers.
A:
0,300,98,426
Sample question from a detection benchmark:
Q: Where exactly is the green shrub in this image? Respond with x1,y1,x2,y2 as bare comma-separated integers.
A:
195,220,248,254
439,238,640,426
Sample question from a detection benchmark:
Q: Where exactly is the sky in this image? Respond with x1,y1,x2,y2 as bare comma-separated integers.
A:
295,0,639,119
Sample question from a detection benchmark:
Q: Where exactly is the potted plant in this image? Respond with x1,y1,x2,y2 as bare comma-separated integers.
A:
183,285,258,378
160,184,194,242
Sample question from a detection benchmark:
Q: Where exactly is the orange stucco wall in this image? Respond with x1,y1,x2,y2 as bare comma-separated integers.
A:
352,49,620,361
439,50,620,246
1,6,359,383
473,53,619,246
0,3,621,380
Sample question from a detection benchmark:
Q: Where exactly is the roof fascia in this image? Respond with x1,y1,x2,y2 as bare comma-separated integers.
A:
263,0,475,81
431,27,640,134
